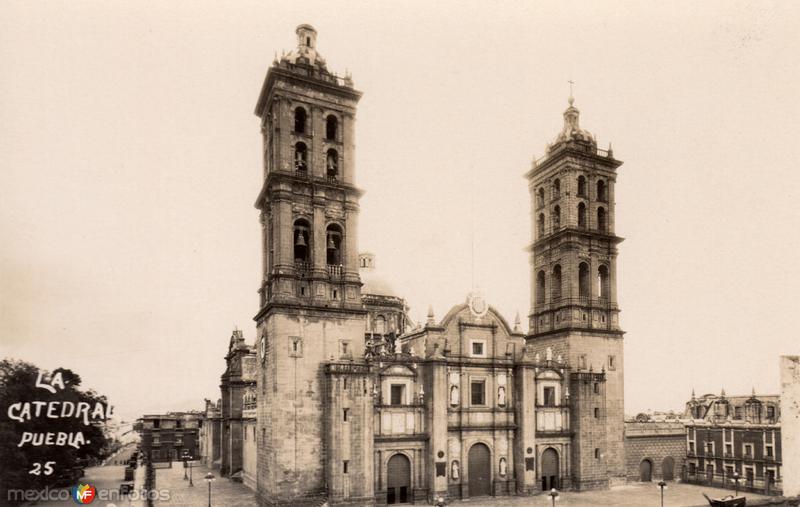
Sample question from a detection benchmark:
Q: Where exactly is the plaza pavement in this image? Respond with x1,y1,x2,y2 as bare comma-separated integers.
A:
23,463,774,507
450,483,771,507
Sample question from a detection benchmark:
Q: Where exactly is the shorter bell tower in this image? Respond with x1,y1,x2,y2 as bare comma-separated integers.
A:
525,95,627,487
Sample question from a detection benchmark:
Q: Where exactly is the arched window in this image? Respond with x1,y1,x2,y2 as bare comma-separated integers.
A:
553,205,561,230
598,265,609,300
536,270,546,304
579,262,590,298
597,207,606,232
293,219,311,265
537,187,545,207
553,178,561,197
326,149,339,179
326,115,338,141
537,213,545,237
552,265,562,300
326,224,343,265
577,202,586,228
577,175,587,197
294,142,308,172
294,107,307,134
597,180,607,202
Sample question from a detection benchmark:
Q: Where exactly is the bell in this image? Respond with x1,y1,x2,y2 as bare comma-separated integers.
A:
295,233,306,247
327,236,336,250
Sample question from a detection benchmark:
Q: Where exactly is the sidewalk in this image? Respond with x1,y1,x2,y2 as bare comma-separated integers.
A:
148,462,256,506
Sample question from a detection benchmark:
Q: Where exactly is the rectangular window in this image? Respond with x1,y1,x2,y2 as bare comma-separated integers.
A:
471,380,486,406
543,386,555,406
734,406,743,419
289,337,303,357
470,340,487,357
343,408,349,422
153,420,160,429
594,448,600,459
390,384,405,405
607,355,616,370
744,443,753,458
766,445,773,457
343,461,349,474
689,441,695,453
593,382,600,394
579,355,587,369
594,407,600,418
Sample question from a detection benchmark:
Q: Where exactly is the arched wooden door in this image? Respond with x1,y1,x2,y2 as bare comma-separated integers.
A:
387,454,410,504
541,448,559,490
662,456,675,481
639,459,653,482
468,443,491,497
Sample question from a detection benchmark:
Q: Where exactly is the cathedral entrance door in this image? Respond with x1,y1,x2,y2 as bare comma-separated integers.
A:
387,454,410,504
640,459,653,482
540,448,559,490
468,443,491,497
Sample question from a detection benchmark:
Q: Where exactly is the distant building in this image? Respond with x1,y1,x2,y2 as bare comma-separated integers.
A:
684,390,782,494
136,412,202,462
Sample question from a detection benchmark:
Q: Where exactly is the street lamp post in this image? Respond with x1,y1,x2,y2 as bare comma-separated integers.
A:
188,460,194,487
204,472,215,507
657,480,667,507
548,488,559,507
732,472,740,497
183,459,188,480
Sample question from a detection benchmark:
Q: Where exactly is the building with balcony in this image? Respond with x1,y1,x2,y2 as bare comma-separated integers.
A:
135,411,202,462
683,390,782,494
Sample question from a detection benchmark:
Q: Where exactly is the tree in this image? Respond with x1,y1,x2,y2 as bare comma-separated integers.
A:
0,359,112,502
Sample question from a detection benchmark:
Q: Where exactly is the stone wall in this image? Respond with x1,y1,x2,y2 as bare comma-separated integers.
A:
625,421,686,482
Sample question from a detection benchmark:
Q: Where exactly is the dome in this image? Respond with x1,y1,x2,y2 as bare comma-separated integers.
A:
282,24,327,68
552,96,595,147
359,252,399,297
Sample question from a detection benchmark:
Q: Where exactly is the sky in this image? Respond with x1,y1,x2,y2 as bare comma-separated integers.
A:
2,1,799,421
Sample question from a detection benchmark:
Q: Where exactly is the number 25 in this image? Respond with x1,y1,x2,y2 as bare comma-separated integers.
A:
29,462,56,476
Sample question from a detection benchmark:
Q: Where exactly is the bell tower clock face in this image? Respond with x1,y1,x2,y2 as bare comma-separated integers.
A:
468,292,488,319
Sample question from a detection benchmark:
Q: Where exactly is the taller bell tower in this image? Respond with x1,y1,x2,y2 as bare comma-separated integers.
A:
253,25,371,506
525,95,626,487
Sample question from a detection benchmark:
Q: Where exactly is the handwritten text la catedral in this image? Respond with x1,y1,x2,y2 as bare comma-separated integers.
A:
7,370,112,449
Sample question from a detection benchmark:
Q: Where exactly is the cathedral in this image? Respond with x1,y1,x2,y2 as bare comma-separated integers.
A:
246,24,626,506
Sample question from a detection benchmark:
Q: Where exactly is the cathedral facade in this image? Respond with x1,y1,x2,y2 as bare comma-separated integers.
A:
249,25,627,506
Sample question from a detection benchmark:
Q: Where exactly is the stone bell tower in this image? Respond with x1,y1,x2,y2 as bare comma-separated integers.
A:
253,24,371,506
525,95,626,487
